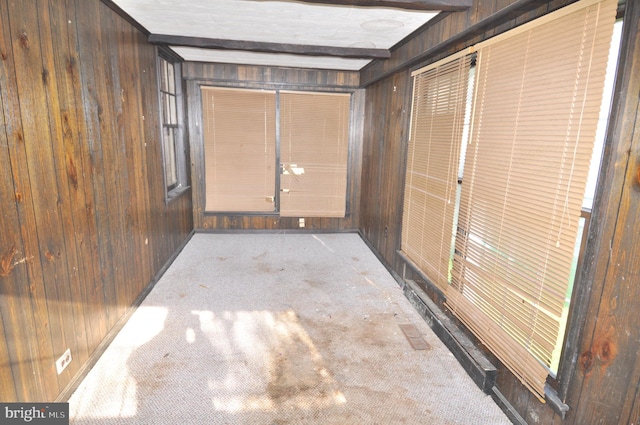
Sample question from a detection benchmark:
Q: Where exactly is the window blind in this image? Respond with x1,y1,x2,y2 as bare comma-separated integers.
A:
201,87,277,212
279,91,350,218
447,0,617,401
401,52,473,292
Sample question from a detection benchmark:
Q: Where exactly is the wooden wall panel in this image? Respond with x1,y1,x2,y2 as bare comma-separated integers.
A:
359,0,640,424
0,25,44,399
0,0,192,402
360,71,412,267
183,62,360,88
184,62,362,231
1,1,61,401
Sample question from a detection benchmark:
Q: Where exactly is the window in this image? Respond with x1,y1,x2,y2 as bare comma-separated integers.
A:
201,87,351,217
401,0,618,401
158,52,187,199
280,91,350,217
201,87,277,212
401,51,474,292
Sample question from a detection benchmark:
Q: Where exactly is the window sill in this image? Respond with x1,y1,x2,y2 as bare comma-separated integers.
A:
545,383,570,419
166,185,190,205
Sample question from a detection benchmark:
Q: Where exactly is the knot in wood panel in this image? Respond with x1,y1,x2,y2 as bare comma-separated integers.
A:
0,246,18,277
595,338,617,364
579,350,594,375
18,30,29,50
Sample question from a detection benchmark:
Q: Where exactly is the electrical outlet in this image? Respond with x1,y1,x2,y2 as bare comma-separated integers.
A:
55,349,72,375
299,218,305,228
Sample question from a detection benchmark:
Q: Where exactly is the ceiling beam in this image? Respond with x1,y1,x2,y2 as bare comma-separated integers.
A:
278,0,472,11
149,34,391,59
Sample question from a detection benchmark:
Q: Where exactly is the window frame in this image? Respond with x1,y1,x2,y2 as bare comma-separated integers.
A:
200,86,278,214
157,48,188,202
550,15,625,402
198,85,354,218
400,49,474,293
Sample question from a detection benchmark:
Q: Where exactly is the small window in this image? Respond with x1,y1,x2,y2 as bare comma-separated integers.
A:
158,52,187,200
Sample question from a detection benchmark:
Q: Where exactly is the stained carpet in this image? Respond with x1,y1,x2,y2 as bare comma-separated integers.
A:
69,233,511,425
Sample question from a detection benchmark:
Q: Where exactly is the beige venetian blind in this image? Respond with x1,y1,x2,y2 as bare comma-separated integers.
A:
279,91,350,217
201,87,276,212
447,0,617,401
401,51,473,292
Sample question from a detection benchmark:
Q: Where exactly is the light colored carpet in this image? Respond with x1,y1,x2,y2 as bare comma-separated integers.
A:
69,233,511,424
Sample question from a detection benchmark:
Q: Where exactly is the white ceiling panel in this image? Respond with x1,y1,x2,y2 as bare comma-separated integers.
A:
112,0,440,70
171,47,371,71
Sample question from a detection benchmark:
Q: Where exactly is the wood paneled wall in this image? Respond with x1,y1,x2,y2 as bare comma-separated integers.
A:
360,70,412,268
183,62,364,231
359,0,640,424
0,0,192,402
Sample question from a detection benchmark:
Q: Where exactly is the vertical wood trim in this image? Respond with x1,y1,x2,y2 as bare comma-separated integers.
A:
187,80,206,229
349,88,365,229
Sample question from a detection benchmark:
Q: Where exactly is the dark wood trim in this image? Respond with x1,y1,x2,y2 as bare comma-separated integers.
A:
203,211,281,217
555,209,593,397
184,75,362,90
402,279,497,392
491,386,528,425
195,228,360,235
397,250,447,301
275,92,282,213
149,34,391,59
288,0,472,11
157,45,184,64
99,0,149,36
544,384,570,419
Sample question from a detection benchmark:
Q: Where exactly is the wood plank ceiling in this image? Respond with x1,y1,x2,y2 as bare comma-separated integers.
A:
109,0,470,70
